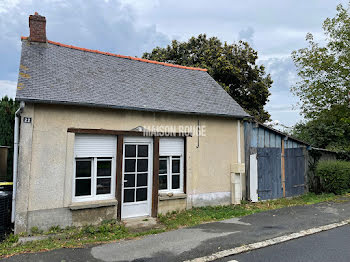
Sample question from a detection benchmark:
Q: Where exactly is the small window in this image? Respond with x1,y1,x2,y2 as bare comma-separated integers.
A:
158,156,183,193
159,157,168,190
125,145,136,157
74,158,115,201
75,159,92,196
73,135,116,202
96,160,112,195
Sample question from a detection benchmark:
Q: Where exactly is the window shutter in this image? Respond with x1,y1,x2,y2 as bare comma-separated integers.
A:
74,135,116,158
159,138,184,156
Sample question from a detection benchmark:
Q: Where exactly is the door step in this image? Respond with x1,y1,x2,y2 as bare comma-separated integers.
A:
122,216,162,233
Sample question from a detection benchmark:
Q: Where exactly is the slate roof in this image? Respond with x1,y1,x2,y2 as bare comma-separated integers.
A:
16,39,250,118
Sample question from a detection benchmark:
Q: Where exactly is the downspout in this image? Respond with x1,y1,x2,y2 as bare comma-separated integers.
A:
237,121,241,164
11,101,25,223
236,120,242,202
231,120,242,205
196,119,200,148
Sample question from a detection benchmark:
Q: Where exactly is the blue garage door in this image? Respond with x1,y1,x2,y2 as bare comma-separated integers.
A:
285,148,305,197
257,148,283,200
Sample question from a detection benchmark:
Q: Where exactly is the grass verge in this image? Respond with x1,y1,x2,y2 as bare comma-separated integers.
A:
0,192,347,258
158,192,342,229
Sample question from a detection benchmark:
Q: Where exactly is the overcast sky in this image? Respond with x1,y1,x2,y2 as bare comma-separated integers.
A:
0,0,347,126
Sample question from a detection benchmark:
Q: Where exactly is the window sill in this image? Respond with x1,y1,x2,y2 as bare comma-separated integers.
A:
69,199,118,210
159,193,187,201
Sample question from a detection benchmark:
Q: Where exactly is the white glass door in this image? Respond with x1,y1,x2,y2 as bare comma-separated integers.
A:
121,137,152,219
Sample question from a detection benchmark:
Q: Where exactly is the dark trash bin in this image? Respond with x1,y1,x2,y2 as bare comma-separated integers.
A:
0,191,12,240
0,184,12,192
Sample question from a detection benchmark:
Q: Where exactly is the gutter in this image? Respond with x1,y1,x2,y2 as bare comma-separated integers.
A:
16,98,251,119
11,101,25,223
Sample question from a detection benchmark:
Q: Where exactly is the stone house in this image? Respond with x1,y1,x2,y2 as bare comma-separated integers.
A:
13,13,249,233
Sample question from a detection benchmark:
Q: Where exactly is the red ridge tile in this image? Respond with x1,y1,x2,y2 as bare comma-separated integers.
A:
21,36,207,72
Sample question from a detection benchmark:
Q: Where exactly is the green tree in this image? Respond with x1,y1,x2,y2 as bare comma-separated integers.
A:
0,96,19,180
291,2,350,157
291,3,350,119
143,34,272,122
292,104,350,152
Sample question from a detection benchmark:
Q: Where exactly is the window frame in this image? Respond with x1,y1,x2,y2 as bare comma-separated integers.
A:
73,157,116,202
158,155,184,194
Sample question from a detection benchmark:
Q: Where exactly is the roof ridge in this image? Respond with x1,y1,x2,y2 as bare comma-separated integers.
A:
21,36,208,72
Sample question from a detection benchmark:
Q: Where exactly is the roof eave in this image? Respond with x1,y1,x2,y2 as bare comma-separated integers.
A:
16,98,250,119
246,119,311,146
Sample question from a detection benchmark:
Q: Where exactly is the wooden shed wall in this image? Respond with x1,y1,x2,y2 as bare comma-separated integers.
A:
244,121,307,200
246,122,304,149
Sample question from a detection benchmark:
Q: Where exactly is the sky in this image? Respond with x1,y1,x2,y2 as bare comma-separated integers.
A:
0,0,347,127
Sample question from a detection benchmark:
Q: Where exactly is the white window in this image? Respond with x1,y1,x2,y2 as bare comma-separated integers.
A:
73,135,116,202
159,138,184,193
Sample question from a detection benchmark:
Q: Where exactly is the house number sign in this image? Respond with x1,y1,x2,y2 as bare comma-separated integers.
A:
23,117,32,123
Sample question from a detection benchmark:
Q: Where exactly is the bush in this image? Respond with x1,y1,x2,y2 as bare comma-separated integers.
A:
47,225,62,234
30,226,43,235
316,160,350,194
0,96,19,180
337,151,350,161
3,234,18,244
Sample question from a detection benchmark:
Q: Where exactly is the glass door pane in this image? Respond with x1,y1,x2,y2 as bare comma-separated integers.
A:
123,144,149,203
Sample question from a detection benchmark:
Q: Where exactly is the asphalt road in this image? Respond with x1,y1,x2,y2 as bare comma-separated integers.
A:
220,224,350,262
3,197,350,262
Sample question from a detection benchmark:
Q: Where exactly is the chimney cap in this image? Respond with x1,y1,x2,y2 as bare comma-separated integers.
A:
29,12,46,21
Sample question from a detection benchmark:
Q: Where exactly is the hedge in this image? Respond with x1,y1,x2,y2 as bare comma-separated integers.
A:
316,160,350,194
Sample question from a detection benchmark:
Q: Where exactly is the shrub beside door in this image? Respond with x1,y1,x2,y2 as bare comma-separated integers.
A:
315,160,350,194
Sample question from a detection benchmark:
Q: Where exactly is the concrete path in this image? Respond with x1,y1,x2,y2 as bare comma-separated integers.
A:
3,196,350,262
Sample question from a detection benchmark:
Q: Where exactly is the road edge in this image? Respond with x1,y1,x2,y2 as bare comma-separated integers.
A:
184,218,350,262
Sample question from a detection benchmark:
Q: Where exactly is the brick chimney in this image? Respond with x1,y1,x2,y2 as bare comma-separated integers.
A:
29,12,47,42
